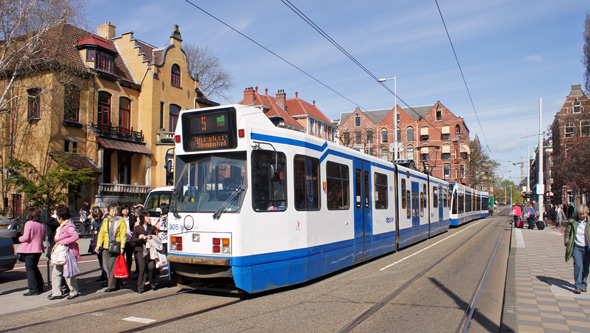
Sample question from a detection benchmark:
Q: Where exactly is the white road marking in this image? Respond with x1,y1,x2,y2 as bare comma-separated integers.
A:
515,228,525,248
380,220,485,271
123,316,157,324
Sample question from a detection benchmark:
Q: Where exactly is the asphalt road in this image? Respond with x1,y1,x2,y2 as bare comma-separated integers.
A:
0,211,511,332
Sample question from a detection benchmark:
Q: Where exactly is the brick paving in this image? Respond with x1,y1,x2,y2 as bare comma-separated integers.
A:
512,218,590,332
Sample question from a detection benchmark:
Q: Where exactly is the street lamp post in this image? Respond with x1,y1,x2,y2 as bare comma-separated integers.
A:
378,77,397,160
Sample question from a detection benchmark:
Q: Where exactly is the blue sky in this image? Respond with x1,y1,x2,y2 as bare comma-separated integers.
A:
86,0,589,185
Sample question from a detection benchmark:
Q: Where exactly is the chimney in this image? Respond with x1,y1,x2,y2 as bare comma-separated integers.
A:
276,89,286,109
244,87,256,104
97,22,116,40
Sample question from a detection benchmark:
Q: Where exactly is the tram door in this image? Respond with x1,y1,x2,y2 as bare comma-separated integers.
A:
438,185,444,225
411,182,420,241
353,158,372,261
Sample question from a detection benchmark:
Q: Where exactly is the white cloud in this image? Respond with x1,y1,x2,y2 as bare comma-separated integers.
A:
525,55,544,62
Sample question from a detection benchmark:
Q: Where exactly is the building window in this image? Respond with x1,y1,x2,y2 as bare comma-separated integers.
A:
119,97,131,134
455,124,461,135
171,64,181,87
460,164,466,179
355,115,361,127
396,113,400,125
97,91,111,129
436,109,442,121
420,152,429,161
381,148,388,160
318,122,322,138
343,132,350,146
64,139,78,153
355,131,362,144
442,133,450,140
118,154,131,184
64,85,79,121
96,51,114,73
397,128,401,142
406,127,414,142
565,121,575,138
310,118,315,134
421,134,429,142
366,131,373,144
381,129,388,143
86,49,96,62
574,100,581,113
406,146,414,160
27,88,41,119
442,153,451,160
169,104,180,132
461,152,468,160
582,120,590,136
160,102,164,129
444,164,451,179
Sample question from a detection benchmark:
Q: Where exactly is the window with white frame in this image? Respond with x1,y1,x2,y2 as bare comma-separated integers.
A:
355,115,361,127
582,120,590,136
565,121,575,138
381,129,388,143
444,164,451,179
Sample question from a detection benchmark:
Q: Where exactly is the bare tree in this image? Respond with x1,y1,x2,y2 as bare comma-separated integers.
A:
183,43,233,101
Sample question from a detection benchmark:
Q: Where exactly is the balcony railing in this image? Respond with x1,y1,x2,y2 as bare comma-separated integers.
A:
92,123,144,142
157,129,175,144
98,183,150,195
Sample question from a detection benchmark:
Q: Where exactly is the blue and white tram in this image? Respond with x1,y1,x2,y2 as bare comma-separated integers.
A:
449,183,489,226
167,104,452,293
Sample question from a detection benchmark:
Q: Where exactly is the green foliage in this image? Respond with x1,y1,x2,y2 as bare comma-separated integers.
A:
5,153,93,210
468,138,498,189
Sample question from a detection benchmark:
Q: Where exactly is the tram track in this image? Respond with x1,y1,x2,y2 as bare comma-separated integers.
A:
0,288,241,332
337,218,508,332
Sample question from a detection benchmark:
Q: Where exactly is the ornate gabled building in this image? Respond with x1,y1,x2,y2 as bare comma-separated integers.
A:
239,87,336,141
0,22,215,216
339,101,470,184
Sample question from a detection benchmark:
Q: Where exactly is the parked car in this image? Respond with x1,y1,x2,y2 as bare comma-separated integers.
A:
0,213,17,272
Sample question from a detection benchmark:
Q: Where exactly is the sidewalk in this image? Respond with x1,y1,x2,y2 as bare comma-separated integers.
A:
510,217,590,332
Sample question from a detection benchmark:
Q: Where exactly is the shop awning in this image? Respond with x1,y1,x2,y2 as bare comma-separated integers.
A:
97,137,153,155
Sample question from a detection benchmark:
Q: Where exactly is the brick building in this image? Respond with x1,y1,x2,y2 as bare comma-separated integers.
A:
339,101,470,184
550,84,590,204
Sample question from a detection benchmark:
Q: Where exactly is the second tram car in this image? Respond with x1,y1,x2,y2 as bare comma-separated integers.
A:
449,182,489,226
166,104,482,293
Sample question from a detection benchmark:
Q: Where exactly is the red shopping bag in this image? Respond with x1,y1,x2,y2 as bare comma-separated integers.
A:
114,254,129,279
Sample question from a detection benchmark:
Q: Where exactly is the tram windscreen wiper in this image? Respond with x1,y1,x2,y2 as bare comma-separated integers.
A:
171,187,180,219
213,185,245,220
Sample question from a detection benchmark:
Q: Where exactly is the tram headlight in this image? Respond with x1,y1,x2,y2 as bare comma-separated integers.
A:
193,233,200,242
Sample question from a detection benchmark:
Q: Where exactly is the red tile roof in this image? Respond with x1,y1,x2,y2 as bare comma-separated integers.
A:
77,36,113,51
238,88,304,130
285,92,332,123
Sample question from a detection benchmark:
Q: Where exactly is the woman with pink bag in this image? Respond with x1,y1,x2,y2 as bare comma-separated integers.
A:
48,204,80,300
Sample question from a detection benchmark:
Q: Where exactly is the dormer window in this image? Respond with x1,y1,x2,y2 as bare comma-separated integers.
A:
171,64,181,87
86,49,96,61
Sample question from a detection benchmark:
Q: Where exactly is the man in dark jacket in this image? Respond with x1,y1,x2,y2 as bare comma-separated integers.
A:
565,205,590,294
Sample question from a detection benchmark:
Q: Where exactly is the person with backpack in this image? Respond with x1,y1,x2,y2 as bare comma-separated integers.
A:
525,203,536,230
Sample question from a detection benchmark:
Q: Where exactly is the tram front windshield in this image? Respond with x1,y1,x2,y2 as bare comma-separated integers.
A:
173,154,246,213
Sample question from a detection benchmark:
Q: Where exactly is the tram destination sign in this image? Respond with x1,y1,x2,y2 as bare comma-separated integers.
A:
183,107,237,151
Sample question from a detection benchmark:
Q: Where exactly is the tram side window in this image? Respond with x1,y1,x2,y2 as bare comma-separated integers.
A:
327,162,350,210
451,190,457,214
433,187,438,208
483,198,488,211
401,179,407,209
466,193,472,212
294,155,320,210
419,191,424,217
251,150,287,212
459,194,465,214
374,172,387,209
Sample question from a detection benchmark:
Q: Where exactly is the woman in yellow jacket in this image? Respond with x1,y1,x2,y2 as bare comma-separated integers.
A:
95,202,127,292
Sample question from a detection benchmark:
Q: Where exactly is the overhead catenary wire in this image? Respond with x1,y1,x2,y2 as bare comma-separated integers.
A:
434,0,494,159
184,0,365,111
280,0,444,133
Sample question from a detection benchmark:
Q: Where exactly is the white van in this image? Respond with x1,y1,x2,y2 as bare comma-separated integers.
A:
144,186,173,224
